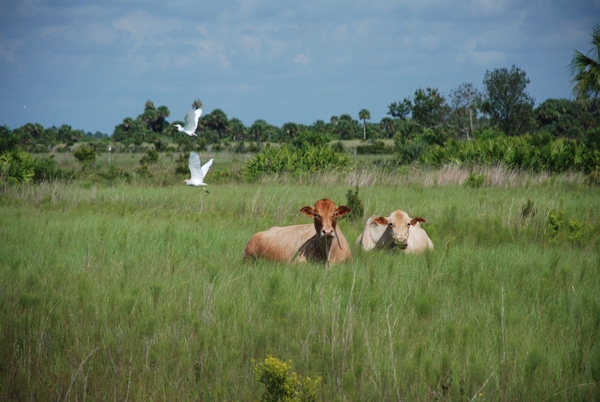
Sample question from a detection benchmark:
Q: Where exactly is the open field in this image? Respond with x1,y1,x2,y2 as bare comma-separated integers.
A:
1,157,600,401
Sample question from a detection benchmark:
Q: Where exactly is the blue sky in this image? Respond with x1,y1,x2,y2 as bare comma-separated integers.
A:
1,0,599,135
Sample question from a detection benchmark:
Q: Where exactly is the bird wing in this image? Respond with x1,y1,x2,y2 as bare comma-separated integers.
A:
183,108,200,132
188,152,202,181
194,108,203,123
200,158,214,179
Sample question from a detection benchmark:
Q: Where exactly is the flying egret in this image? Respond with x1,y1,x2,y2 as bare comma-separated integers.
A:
174,107,202,136
184,152,213,193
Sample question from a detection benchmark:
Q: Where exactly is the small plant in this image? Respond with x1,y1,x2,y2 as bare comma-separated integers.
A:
568,219,585,243
465,173,485,188
253,355,321,402
139,149,159,165
520,198,536,219
345,186,364,221
547,209,565,244
73,144,96,164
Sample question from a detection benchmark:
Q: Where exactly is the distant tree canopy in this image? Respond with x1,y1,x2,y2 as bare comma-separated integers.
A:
481,65,535,136
112,100,171,144
2,38,600,174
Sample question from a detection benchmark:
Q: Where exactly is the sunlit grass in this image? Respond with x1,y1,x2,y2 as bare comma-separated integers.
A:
1,166,599,400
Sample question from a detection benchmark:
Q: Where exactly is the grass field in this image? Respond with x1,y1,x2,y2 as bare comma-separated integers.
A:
1,152,599,401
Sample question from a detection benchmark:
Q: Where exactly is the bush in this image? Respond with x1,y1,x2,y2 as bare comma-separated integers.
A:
465,173,485,188
345,186,364,221
356,140,392,154
139,149,159,165
73,144,96,164
243,145,350,180
0,151,64,183
253,355,321,402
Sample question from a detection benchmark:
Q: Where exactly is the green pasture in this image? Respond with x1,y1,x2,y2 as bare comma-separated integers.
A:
1,160,600,400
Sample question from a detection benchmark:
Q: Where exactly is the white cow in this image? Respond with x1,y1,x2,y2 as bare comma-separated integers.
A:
357,210,433,253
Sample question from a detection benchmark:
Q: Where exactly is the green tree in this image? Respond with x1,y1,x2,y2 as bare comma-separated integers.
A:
192,99,203,110
535,98,599,139
570,22,600,100
249,119,272,142
334,114,359,139
448,82,482,140
379,117,397,139
412,87,449,128
569,22,600,119
228,118,247,141
481,65,535,136
0,125,19,152
359,108,371,140
387,98,411,120
203,108,228,138
281,122,301,142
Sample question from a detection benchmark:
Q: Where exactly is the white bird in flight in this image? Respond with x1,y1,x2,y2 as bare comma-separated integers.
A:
174,107,202,136
184,152,213,193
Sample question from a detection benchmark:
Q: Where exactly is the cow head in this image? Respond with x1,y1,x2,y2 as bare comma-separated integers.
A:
300,199,351,239
375,210,426,249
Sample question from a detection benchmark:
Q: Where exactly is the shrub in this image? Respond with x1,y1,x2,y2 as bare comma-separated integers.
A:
0,151,34,183
345,186,364,221
73,144,96,164
465,173,485,188
356,140,392,155
139,149,159,165
253,355,321,402
243,145,350,180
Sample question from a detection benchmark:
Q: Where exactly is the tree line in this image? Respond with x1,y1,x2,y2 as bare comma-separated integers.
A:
1,24,600,181
2,64,598,152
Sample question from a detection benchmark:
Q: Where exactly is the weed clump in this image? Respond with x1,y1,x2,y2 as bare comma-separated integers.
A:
345,186,364,221
253,355,321,402
465,173,485,188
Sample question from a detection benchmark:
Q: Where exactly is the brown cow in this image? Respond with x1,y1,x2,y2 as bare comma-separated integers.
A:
357,210,434,253
244,199,353,264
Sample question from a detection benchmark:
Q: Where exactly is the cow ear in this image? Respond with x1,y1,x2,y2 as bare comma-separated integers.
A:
373,216,388,226
336,206,352,217
300,206,314,217
411,217,426,226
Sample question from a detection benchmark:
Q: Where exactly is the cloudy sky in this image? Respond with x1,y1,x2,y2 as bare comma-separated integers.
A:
1,0,599,135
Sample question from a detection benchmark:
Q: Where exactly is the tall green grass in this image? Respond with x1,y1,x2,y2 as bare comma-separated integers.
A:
1,172,599,401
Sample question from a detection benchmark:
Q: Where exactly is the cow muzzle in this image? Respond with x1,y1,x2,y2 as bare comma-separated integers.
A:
394,238,408,248
321,228,336,238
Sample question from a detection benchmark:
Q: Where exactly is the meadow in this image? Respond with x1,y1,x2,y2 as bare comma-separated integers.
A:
1,152,599,401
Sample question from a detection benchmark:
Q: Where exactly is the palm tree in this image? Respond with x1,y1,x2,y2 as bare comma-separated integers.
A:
359,109,370,140
570,22,600,100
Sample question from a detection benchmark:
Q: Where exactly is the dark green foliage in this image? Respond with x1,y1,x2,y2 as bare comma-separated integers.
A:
174,153,190,175
465,173,485,188
535,98,600,139
520,199,536,219
139,149,159,165
291,131,330,150
97,165,131,183
355,140,393,154
0,124,19,152
418,136,599,173
345,186,364,220
394,137,430,164
482,65,535,136
1,151,65,183
73,144,96,164
243,144,350,180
